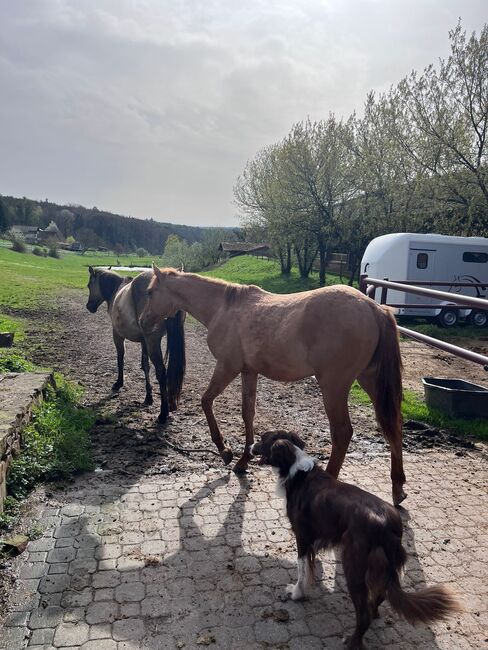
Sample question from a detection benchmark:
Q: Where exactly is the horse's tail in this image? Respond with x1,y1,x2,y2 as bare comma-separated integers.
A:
372,306,403,443
165,310,186,408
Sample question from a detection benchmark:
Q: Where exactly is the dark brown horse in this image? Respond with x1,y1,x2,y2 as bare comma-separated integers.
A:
86,267,185,423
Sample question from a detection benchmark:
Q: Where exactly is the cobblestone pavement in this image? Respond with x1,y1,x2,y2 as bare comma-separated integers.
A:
1,450,486,650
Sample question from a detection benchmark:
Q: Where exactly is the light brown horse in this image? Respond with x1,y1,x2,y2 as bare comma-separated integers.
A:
140,266,405,504
86,267,186,423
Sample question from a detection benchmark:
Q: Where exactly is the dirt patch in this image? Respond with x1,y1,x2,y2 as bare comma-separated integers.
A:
400,337,488,391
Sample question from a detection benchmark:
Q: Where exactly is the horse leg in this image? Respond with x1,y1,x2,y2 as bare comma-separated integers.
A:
319,379,353,479
358,371,406,506
201,361,239,466
146,338,169,424
112,332,125,391
234,371,258,474
141,341,153,406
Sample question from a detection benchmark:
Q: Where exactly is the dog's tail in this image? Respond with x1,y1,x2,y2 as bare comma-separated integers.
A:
387,573,461,624
367,540,461,625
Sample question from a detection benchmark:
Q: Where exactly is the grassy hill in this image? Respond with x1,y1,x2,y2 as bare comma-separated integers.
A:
204,255,345,292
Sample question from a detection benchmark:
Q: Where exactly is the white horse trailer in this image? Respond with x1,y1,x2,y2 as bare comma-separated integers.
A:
361,233,488,327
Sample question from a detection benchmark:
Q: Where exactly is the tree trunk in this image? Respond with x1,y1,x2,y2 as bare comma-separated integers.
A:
285,243,292,275
279,243,292,275
295,245,309,279
348,256,360,286
318,242,327,287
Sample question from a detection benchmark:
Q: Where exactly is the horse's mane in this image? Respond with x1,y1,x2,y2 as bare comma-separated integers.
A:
149,267,260,306
223,283,253,306
95,269,126,301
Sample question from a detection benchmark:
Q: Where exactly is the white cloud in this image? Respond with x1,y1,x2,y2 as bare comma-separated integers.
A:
0,0,486,225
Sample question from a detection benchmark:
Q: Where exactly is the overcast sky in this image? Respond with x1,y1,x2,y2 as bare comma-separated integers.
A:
0,1,486,226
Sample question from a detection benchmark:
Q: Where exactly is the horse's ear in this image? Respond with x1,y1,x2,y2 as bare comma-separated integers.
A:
179,264,185,273
108,266,112,271
152,262,163,282
88,266,94,275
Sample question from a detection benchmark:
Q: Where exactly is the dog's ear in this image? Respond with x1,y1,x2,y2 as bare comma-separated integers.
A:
270,439,297,474
288,432,305,450
249,440,263,456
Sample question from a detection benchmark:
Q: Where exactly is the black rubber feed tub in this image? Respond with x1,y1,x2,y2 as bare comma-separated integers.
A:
422,377,488,419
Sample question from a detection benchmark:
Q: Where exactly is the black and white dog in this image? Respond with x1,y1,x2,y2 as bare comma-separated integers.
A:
251,431,460,650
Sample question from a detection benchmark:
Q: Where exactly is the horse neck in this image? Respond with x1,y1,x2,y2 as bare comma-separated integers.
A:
169,273,229,327
99,272,124,303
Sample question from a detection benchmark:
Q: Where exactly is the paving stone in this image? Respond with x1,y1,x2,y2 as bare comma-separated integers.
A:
47,547,77,564
29,627,56,645
89,623,112,640
0,626,28,650
20,562,49,580
4,610,30,627
27,605,63,631
53,622,90,646
112,617,145,641
92,570,121,588
38,574,71,594
86,601,119,625
115,582,145,603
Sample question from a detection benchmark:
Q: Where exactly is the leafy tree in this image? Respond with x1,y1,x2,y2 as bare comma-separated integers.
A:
0,199,10,233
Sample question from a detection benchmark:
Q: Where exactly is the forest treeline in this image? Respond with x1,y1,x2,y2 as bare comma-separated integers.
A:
0,194,240,255
235,23,488,284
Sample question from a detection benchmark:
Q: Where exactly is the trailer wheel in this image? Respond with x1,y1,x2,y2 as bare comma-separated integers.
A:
437,308,458,328
469,309,487,328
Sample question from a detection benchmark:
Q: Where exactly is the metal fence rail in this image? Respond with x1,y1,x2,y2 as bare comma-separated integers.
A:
360,276,488,310
360,275,488,372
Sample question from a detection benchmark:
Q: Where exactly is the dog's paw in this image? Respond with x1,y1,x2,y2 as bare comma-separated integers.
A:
286,583,305,601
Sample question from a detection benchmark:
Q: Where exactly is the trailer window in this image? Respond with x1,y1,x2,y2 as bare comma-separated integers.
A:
416,253,428,269
463,252,488,263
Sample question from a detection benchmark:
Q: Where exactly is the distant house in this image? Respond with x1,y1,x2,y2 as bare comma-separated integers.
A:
37,221,63,243
9,225,39,244
218,242,271,259
9,221,64,246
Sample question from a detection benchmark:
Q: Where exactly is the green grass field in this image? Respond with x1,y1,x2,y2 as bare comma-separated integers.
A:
203,255,346,292
0,246,155,310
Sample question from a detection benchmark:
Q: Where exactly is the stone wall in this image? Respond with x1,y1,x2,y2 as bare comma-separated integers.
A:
0,372,54,512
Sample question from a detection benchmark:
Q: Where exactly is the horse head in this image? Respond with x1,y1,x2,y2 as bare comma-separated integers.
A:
139,264,179,328
86,267,123,312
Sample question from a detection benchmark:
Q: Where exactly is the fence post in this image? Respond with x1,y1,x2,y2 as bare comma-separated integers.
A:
380,278,389,305
359,274,368,294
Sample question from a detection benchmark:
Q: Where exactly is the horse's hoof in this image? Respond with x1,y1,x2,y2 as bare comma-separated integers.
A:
143,397,153,406
111,382,123,392
169,401,178,412
157,410,170,425
233,462,248,475
393,489,407,506
221,448,233,465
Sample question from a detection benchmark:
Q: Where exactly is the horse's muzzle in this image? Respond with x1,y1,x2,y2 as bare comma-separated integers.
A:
86,302,98,313
140,311,156,329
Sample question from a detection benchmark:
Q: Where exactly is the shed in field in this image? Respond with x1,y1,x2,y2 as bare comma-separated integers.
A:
218,242,270,258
